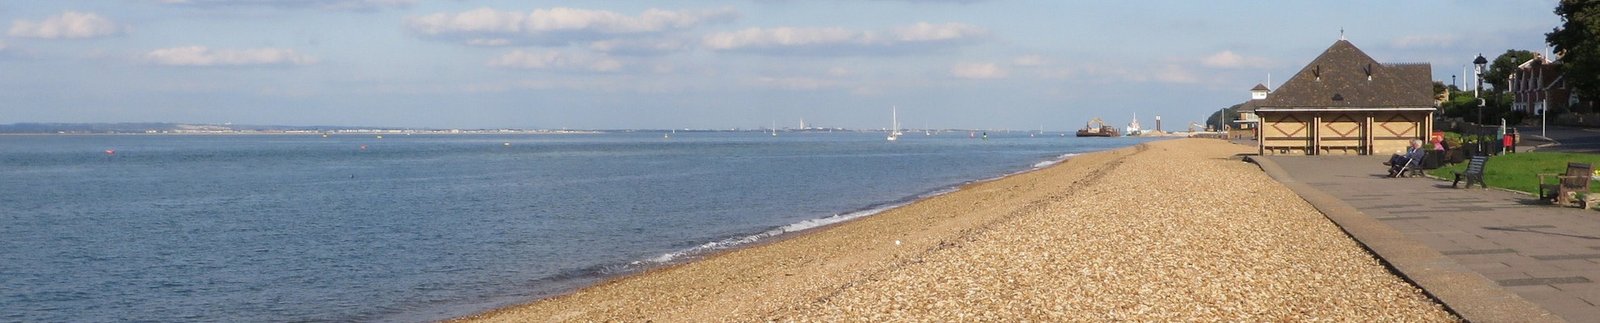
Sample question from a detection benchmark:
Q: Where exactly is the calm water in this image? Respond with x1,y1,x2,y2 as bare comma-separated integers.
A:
0,132,1156,322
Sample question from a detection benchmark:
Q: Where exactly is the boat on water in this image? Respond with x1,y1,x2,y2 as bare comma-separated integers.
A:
887,106,902,141
1126,113,1143,136
1075,117,1120,137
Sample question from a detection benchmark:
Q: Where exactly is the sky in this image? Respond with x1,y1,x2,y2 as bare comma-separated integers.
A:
0,0,1564,130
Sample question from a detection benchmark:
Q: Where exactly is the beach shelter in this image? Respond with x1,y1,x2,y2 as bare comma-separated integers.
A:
1255,39,1435,155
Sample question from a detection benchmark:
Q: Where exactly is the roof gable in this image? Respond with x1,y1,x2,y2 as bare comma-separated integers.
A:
1260,40,1433,109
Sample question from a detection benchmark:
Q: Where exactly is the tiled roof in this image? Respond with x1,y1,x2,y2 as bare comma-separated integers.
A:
1259,40,1433,109
1237,98,1264,113
1515,56,1565,91
1252,83,1269,91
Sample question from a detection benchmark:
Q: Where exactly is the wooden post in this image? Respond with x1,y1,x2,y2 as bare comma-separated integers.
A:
1311,114,1322,155
1257,113,1266,155
1364,114,1374,155
1423,111,1434,140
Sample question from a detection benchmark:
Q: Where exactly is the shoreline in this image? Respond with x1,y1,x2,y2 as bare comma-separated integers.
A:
423,148,1107,321
453,138,1454,321
452,142,1141,322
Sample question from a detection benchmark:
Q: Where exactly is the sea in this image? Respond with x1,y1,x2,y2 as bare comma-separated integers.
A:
0,131,1158,322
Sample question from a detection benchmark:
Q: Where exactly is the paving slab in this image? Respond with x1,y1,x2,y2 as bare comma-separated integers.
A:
1252,155,1586,322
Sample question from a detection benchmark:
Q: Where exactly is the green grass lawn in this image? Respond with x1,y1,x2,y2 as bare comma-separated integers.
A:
1427,152,1600,194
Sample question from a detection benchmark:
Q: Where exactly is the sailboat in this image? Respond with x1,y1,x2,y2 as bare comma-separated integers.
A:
887,106,901,141
771,120,778,137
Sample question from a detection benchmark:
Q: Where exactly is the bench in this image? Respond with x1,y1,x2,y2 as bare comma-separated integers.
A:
1262,146,1304,155
1452,156,1488,188
1400,150,1445,178
1539,162,1594,207
1320,145,1364,155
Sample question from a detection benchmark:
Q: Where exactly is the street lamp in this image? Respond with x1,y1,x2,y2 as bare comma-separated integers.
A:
1474,53,1488,125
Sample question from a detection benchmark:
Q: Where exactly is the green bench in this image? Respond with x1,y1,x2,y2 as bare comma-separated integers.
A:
1452,156,1488,189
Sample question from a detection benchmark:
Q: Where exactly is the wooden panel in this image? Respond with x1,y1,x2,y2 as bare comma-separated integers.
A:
1320,113,1363,139
1372,111,1426,155
1263,114,1308,138
1318,113,1364,155
1374,112,1422,138
1260,113,1311,155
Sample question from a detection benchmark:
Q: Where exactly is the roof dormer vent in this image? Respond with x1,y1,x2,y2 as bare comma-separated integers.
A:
1363,64,1373,81
1314,65,1322,81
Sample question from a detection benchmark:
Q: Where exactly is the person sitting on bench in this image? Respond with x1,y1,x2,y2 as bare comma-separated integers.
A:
1384,139,1426,177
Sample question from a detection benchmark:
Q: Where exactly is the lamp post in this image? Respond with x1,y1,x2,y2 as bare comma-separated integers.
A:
1474,53,1488,125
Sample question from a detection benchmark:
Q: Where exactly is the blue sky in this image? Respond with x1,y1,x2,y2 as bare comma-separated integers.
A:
0,0,1561,130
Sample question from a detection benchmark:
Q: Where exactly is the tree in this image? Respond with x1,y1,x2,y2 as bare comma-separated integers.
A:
1206,103,1242,131
1483,49,1537,92
1548,0,1600,104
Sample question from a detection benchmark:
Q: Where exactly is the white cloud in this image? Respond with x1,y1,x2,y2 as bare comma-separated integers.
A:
465,38,512,47
1031,62,1210,85
1390,34,1459,49
144,46,319,67
0,40,14,58
890,22,984,42
1012,54,1047,66
702,22,986,55
408,7,737,45
755,76,837,90
950,63,1007,79
1200,50,1270,68
1153,64,1198,83
587,38,688,55
156,0,415,11
8,11,124,39
487,50,623,72
702,27,857,49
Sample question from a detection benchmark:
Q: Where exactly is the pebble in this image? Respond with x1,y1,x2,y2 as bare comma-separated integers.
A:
455,139,1457,322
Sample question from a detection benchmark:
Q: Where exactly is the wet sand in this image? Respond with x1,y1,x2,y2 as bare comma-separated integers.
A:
455,138,1455,322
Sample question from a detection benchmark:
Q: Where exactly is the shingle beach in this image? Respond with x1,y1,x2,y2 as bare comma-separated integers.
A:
456,138,1457,322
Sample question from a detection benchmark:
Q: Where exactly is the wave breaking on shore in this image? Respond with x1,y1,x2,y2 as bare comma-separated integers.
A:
628,151,1083,270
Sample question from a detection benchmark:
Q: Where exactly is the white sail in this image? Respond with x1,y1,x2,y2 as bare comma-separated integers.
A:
887,106,900,141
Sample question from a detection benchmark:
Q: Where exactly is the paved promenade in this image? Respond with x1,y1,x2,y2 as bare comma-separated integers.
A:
1258,154,1600,322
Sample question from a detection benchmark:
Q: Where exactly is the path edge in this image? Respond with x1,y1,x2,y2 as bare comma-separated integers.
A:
1245,155,1562,323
